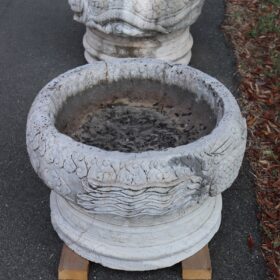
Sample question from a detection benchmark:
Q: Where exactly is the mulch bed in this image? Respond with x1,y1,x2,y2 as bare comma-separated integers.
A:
223,0,280,278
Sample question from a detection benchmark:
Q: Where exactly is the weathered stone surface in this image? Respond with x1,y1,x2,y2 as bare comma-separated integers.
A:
26,59,247,270
68,0,205,63
51,192,222,271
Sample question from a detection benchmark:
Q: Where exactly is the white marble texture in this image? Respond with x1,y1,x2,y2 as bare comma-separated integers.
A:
51,192,222,271
26,59,247,270
68,0,205,63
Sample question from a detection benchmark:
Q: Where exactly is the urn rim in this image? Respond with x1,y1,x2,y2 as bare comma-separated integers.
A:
27,59,245,159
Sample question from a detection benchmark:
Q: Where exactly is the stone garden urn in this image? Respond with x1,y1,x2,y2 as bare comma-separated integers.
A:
26,59,246,271
68,0,205,64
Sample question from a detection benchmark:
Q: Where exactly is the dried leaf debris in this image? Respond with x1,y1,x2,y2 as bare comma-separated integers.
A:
223,0,280,278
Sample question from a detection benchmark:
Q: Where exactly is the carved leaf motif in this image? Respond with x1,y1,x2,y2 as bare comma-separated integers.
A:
41,168,71,196
76,178,203,217
68,0,205,36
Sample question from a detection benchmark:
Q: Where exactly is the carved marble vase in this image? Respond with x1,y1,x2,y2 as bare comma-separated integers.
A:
26,59,246,271
68,0,205,64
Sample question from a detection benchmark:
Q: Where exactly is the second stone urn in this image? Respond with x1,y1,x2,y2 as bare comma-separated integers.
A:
68,0,205,64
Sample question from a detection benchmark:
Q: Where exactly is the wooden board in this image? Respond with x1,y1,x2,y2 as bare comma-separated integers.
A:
58,244,89,280
182,245,212,280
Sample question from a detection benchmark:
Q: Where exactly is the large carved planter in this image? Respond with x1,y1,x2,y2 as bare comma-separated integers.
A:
68,0,205,64
26,59,246,271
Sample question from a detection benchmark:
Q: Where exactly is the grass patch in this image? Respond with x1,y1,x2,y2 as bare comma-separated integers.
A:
250,13,280,37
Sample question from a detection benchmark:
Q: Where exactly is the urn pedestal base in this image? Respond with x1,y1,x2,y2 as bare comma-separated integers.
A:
83,27,193,64
51,191,222,271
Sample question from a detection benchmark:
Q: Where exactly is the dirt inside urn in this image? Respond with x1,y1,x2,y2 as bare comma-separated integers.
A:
57,80,217,152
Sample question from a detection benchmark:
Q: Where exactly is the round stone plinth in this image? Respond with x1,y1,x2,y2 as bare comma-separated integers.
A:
83,27,193,64
51,191,222,271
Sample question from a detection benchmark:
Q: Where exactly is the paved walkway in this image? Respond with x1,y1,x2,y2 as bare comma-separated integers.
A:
0,0,266,279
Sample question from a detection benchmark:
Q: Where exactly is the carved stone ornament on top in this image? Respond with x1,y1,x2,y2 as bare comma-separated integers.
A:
26,59,247,271
68,0,205,64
